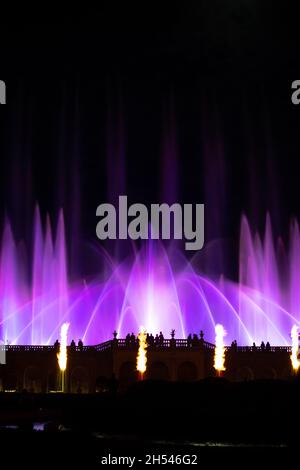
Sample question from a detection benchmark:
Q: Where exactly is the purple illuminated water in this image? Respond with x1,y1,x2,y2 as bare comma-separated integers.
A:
0,208,299,346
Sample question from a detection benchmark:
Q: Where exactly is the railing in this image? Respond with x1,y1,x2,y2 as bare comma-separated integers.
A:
4,339,215,352
103,338,215,350
225,345,292,353
5,345,103,353
5,345,54,352
3,341,292,353
94,341,113,352
76,346,95,352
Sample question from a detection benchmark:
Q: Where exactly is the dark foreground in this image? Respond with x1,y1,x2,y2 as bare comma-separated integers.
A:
0,378,299,466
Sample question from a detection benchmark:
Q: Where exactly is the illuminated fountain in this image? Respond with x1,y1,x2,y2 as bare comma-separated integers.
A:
0,208,300,347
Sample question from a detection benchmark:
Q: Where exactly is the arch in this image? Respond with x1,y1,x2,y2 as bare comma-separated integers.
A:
71,366,89,393
236,366,254,381
177,361,198,382
47,370,57,392
147,361,169,380
0,366,4,391
119,362,138,382
95,376,110,393
281,366,293,379
257,367,277,380
24,366,42,392
4,372,18,391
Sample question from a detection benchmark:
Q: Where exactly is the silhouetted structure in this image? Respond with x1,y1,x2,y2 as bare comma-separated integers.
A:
0,331,295,392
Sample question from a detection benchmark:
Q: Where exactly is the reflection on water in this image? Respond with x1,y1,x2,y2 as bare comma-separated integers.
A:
93,433,286,448
0,425,287,448
0,425,18,430
158,441,286,448
33,422,45,431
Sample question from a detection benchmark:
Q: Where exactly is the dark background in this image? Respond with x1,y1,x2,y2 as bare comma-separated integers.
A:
0,2,300,278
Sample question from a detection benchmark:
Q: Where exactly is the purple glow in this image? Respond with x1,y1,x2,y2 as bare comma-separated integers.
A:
0,209,299,346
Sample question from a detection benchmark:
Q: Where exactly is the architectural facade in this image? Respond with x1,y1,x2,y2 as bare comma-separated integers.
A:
0,333,294,393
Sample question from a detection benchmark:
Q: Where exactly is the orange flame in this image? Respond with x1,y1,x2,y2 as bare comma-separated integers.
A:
214,324,226,375
290,325,300,373
57,322,70,372
136,327,147,378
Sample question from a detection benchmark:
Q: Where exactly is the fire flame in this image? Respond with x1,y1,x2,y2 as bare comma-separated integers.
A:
290,325,300,372
136,326,147,377
214,323,226,375
57,322,70,372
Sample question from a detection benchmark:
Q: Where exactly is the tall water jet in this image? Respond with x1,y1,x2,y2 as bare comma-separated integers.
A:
238,214,300,345
42,215,55,344
0,220,21,344
0,208,300,348
31,206,44,345
54,209,69,329
289,220,300,322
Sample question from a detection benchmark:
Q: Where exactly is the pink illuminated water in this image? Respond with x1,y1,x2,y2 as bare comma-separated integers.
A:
0,208,299,346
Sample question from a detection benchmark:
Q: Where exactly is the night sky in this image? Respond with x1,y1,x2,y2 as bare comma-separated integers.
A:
0,3,300,278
